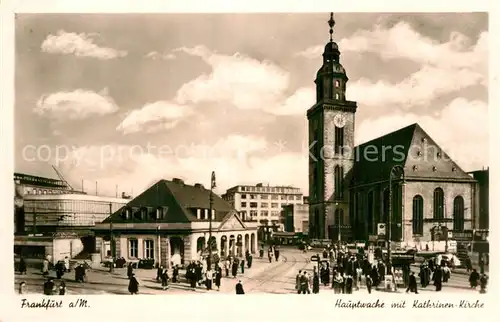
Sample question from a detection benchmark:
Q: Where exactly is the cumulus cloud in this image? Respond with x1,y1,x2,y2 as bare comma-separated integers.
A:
347,66,484,108
144,51,176,60
296,22,487,107
174,45,290,111
57,135,308,197
116,101,194,134
355,98,488,171
41,30,127,59
35,88,119,120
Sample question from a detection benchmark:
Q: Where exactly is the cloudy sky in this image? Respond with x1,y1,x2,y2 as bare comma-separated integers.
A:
15,13,488,196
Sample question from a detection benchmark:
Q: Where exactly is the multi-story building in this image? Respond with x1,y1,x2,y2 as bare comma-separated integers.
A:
468,168,489,230
282,203,309,234
222,183,303,226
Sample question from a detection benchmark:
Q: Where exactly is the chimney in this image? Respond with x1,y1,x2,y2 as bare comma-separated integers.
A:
194,183,204,189
172,178,184,185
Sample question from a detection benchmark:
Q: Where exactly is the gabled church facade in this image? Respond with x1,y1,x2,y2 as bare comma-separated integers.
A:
94,178,258,267
308,14,477,246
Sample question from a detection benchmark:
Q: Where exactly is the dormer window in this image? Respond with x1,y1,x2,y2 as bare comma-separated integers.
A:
432,166,437,172
211,209,215,220
196,209,201,220
417,151,422,157
412,165,418,172
140,208,147,220
125,208,131,219
452,167,457,172
204,209,209,220
437,152,442,159
421,138,427,143
155,207,162,220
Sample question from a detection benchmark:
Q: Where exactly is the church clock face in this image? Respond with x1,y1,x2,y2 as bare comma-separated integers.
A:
333,114,346,128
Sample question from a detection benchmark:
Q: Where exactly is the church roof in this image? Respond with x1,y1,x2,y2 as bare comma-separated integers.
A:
351,123,475,186
102,179,234,224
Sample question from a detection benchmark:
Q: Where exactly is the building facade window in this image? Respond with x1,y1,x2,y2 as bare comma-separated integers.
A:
271,203,279,208
250,202,258,208
261,202,268,208
412,195,424,235
250,194,256,199
128,239,138,258
334,126,344,155
261,195,269,200
241,194,247,199
433,188,444,220
453,196,465,231
144,240,154,259
260,210,268,217
241,202,247,207
334,166,344,199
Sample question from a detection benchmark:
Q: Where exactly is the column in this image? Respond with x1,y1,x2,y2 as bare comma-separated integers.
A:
183,235,192,263
160,236,170,268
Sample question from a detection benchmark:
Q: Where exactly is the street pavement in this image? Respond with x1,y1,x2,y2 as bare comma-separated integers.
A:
14,247,484,295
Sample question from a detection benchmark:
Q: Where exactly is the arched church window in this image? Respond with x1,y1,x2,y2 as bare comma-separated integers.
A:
433,188,444,220
412,195,424,235
335,80,340,87
334,126,344,155
453,196,465,231
335,93,340,100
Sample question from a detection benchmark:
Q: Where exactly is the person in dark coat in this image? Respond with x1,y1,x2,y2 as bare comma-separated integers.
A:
433,266,443,291
312,271,320,294
259,246,264,258
55,261,65,279
161,268,169,290
371,266,379,287
214,269,222,291
465,257,473,273
172,265,179,283
428,259,434,272
345,275,353,294
247,254,253,268
479,257,485,274
156,265,163,282
479,274,488,293
240,259,245,274
18,257,27,275
127,262,134,279
231,260,238,278
235,280,245,294
275,248,280,261
365,275,373,294
43,278,55,295
58,281,66,295
128,273,139,294
406,272,418,294
469,269,480,289
189,265,197,290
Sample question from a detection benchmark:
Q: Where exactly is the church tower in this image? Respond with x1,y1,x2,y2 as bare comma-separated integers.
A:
307,13,357,240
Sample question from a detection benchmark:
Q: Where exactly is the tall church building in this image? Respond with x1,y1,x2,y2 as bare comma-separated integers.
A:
307,14,356,240
308,14,478,247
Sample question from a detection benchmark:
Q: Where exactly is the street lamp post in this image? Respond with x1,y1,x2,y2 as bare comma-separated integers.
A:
207,171,216,269
387,165,405,274
108,203,116,273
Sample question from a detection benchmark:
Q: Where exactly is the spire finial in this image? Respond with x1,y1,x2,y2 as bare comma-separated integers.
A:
328,12,335,42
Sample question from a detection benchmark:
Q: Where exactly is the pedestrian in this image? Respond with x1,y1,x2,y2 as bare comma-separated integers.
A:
442,264,451,283
365,275,373,294
205,269,213,290
406,272,418,294
247,253,253,268
42,258,49,276
465,257,473,273
128,273,139,294
235,280,245,294
259,246,264,258
479,274,488,293
225,258,230,277
55,261,65,279
299,271,310,294
479,256,485,274
18,281,27,294
214,269,222,291
43,278,55,295
173,265,179,283
275,248,280,261
161,268,169,290
64,256,70,272
156,265,163,282
18,257,27,275
189,264,197,290
469,269,480,289
312,270,320,294
58,281,66,295
345,275,353,294
295,270,302,292
240,258,245,274
433,266,443,292
127,262,134,279
231,260,238,278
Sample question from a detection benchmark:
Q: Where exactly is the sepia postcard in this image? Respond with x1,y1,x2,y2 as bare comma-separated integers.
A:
0,1,497,321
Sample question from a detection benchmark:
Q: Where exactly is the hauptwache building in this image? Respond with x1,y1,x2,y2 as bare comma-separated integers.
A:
94,178,259,267
307,14,477,247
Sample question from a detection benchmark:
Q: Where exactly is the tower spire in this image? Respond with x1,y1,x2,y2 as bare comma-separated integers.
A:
328,12,335,42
